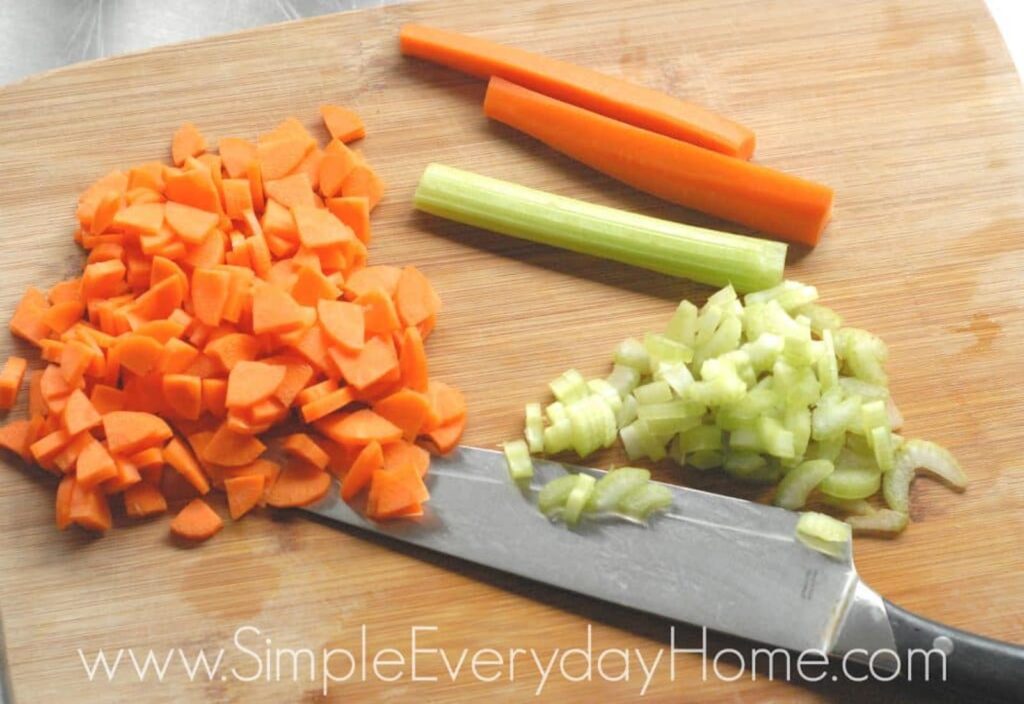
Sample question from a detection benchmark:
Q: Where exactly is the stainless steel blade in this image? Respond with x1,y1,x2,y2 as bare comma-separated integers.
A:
302,446,894,657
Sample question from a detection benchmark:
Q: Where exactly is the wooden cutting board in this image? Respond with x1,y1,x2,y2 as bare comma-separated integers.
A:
0,0,1021,701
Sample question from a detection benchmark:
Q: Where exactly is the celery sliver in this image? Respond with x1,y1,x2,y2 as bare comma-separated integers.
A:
818,465,881,500
414,164,787,292
503,439,534,481
665,301,698,346
795,511,851,559
545,401,568,425
543,420,572,454
549,369,588,404
618,483,673,520
846,508,908,534
587,467,651,513
538,475,578,516
634,381,674,405
688,450,724,470
613,338,650,373
524,403,544,454
606,365,641,398
883,439,966,514
563,474,597,526
774,459,834,509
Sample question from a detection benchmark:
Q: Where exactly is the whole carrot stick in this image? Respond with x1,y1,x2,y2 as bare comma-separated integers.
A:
484,77,833,247
399,23,756,160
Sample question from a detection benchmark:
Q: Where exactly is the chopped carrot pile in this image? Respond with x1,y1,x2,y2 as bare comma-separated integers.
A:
0,109,465,543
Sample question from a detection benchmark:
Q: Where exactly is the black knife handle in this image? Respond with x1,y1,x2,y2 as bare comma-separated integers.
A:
884,599,1024,702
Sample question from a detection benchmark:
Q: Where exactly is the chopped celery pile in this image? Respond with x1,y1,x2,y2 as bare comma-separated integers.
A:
536,467,673,526
505,280,966,533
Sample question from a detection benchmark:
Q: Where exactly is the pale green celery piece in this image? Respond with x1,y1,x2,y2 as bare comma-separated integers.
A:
680,424,723,452
543,419,572,454
742,302,769,342
564,474,597,525
549,368,588,404
809,434,845,462
728,427,762,453
838,376,889,401
846,508,908,534
782,336,816,367
644,332,693,366
567,397,605,457
524,403,545,454
742,332,784,372
546,401,568,425
694,305,723,349
706,284,738,309
744,280,819,311
811,389,862,440
618,483,674,519
860,399,890,436
794,314,811,328
786,367,821,408
615,394,639,428
668,433,687,466
724,451,767,473
694,314,742,367
606,364,641,398
758,416,796,459
596,396,619,448
726,462,781,483
637,401,703,435
818,329,839,392
819,495,875,516
665,300,699,346
614,337,651,373
839,330,888,386
687,377,746,407
688,450,724,470
719,350,755,386
762,300,811,340
619,420,649,461
414,164,787,292
819,465,881,500
883,439,966,514
795,511,851,559
886,397,904,431
774,459,835,509
587,467,651,513
785,406,812,458
842,433,874,458
538,474,578,516
869,427,893,471
654,361,694,396
794,303,843,334
772,358,797,392
633,419,669,461
503,439,534,481
835,327,889,363
634,380,674,405
588,379,623,415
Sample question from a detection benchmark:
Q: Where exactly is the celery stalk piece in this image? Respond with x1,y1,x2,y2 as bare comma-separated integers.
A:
819,495,875,515
774,459,834,509
883,439,966,514
668,433,687,466
563,474,597,526
846,508,908,534
795,511,851,559
785,406,812,459
524,403,545,454
758,416,796,459
637,400,704,435
886,397,904,431
633,380,674,405
545,401,568,425
654,361,694,397
644,333,693,366
808,434,845,462
794,303,842,334
724,451,767,474
605,364,641,398
503,439,534,481
812,389,862,440
587,379,624,415
618,483,673,520
818,465,881,500
613,338,650,373
679,425,723,452
838,377,889,401
693,314,742,368
549,369,588,404
860,399,890,437
587,467,651,513
742,332,785,372
413,163,788,292
665,300,699,346
543,419,572,454
818,329,839,392
745,280,819,311
688,450,724,470
538,475,578,516
728,427,762,453
870,426,895,472
615,394,639,428
567,397,604,458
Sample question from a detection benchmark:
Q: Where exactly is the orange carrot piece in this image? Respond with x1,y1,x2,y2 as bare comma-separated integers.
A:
103,411,173,455
225,361,286,409
130,446,164,470
76,438,118,489
128,275,185,323
398,326,429,393
292,205,354,249
0,356,28,409
40,363,75,403
163,374,203,420
382,440,430,478
49,278,83,305
373,388,431,441
124,481,167,518
112,202,165,236
428,380,467,426
56,474,76,529
171,122,207,166
366,463,429,519
316,408,402,446
357,288,401,335
340,440,382,501
165,201,218,244
202,422,266,466
264,173,316,210
200,377,228,417
325,196,370,244
344,265,401,300
170,498,223,541
104,455,143,494
225,474,265,519
485,77,833,246
300,386,355,424
340,165,384,210
69,479,113,531
281,433,330,470
424,415,466,455
222,178,255,220
219,458,281,500
114,334,165,376
42,301,85,334
401,23,754,158
317,300,364,352
251,282,309,335
10,287,53,345
81,259,127,301
292,147,324,191
265,461,331,508
330,336,398,390
59,340,94,387
77,170,128,228
320,104,366,143
62,388,102,435
165,167,221,213
261,199,298,241
191,267,233,327
270,360,314,407
258,135,314,182
0,419,36,461
164,436,211,494
134,317,187,345
205,333,260,372
319,143,358,198
394,265,441,327
219,137,258,179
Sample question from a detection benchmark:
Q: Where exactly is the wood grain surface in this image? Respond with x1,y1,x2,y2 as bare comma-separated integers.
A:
0,0,1022,701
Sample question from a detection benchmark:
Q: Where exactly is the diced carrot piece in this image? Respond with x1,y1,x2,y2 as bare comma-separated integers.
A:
373,388,431,441
321,105,366,143
225,361,287,409
123,481,167,518
292,146,324,191
397,326,429,393
76,438,118,489
62,388,101,435
300,386,355,423
56,474,76,529
290,265,339,306
77,170,128,228
261,199,298,241
325,196,370,244
219,137,258,179
160,338,200,374
163,436,211,494
258,134,314,182
40,363,75,403
171,122,207,166
104,455,142,494
170,498,223,541
427,380,468,426
0,419,36,461
382,440,430,478
0,356,28,409
340,440,382,500
134,317,187,344
103,411,173,455
42,301,85,335
81,259,127,301
341,165,384,209
130,446,164,470
191,267,233,327
165,167,221,213
184,229,227,268
88,385,125,418
49,278,83,305
292,205,354,249
357,288,401,335
295,379,338,407
205,333,260,372
344,265,401,300
128,275,185,323
317,300,364,352
394,265,441,327
251,282,310,335
112,202,165,236
165,201,218,244
316,409,402,446
280,433,330,470
424,415,466,455
69,479,113,531
163,374,202,420
265,460,331,508
329,336,398,390
264,173,316,210
10,287,52,345
221,178,254,220
202,422,266,466
59,340,94,387
225,474,265,520
366,463,429,519
114,335,164,376
319,141,359,198
269,360,314,407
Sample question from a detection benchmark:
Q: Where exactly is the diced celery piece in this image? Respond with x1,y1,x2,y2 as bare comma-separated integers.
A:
838,377,889,401
587,467,651,513
836,328,888,386
634,380,674,405
549,369,588,404
843,433,874,458
620,420,665,461
665,300,699,346
817,329,839,392
812,389,862,440
745,280,819,312
808,434,845,462
860,399,890,436
786,366,821,408
887,397,904,431
543,419,572,454
545,401,568,425
637,400,704,435
794,303,842,334
819,465,881,500
706,284,738,309
726,462,781,483
694,305,723,349
717,387,779,430
605,364,641,398
615,394,638,428
587,379,623,415
563,474,597,526
819,495,875,516
795,511,851,559
567,397,605,457
846,508,908,534
782,336,816,367
688,450,723,470
644,332,693,366
538,474,578,516
742,332,784,372
503,439,534,481
596,396,619,448
524,403,545,454
694,314,742,367
618,482,673,519
679,425,722,453
758,416,795,459
882,439,966,515
785,406,811,458
614,337,650,373
763,300,811,340
668,433,686,466
654,361,694,397
723,451,767,474
728,427,762,453
774,459,834,509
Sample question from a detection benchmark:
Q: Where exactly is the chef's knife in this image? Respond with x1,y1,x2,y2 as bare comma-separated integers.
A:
302,446,1023,700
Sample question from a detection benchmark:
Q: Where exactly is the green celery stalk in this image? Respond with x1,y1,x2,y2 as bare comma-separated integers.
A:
414,164,787,292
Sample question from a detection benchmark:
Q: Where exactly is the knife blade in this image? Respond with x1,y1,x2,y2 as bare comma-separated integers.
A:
302,446,1023,699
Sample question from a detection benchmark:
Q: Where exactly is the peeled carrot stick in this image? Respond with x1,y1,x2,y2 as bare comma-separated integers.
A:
399,23,755,159
484,77,833,246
